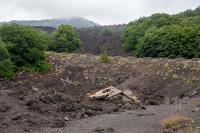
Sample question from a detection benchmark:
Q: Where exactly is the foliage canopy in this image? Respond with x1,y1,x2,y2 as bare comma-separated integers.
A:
121,7,200,59
0,41,14,79
49,24,81,52
0,23,51,78
0,23,49,67
136,25,200,58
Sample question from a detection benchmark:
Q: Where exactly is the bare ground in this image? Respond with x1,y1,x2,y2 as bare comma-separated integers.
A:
0,52,200,133
38,98,200,133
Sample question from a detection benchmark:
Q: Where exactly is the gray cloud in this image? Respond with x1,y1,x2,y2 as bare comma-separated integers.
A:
0,0,199,25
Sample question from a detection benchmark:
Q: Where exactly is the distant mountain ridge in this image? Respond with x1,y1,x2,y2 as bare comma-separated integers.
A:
1,17,100,28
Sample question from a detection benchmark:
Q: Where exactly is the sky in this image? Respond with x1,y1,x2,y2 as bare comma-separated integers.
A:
0,0,200,25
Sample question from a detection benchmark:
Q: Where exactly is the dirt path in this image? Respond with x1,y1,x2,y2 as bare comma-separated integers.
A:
37,98,200,133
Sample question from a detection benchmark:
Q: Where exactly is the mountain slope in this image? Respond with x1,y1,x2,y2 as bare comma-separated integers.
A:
5,17,100,28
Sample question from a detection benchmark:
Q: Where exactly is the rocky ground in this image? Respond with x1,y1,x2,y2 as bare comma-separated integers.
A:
38,98,200,133
0,52,200,133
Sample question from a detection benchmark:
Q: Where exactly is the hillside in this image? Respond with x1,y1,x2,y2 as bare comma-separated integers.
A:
76,25,127,56
3,17,100,28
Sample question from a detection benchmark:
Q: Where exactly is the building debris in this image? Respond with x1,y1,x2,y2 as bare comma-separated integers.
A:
60,77,76,86
123,90,140,102
88,86,140,103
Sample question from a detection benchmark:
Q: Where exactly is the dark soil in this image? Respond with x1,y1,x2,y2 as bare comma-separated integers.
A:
38,98,200,133
0,52,200,133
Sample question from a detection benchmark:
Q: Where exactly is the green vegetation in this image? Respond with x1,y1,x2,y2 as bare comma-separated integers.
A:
0,41,14,79
0,23,51,78
0,23,82,79
49,24,81,52
0,41,10,61
34,61,52,72
99,27,113,36
0,23,49,67
101,49,110,63
121,7,200,59
121,13,172,53
137,25,200,58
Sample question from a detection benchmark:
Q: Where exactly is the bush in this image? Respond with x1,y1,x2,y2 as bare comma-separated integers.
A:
136,25,200,59
99,27,113,36
121,6,200,58
160,113,191,129
0,59,14,79
0,41,14,79
34,61,51,72
49,24,81,52
0,23,48,68
0,41,10,61
101,49,110,63
121,13,173,53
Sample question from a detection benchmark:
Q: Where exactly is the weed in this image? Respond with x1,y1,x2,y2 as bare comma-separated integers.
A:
194,98,200,107
101,49,110,63
160,113,191,129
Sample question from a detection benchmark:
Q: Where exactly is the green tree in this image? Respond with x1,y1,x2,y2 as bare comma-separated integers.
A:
0,41,14,79
136,25,200,59
121,13,173,53
121,6,200,58
0,23,49,69
177,16,200,26
0,41,9,61
176,6,200,18
49,24,81,52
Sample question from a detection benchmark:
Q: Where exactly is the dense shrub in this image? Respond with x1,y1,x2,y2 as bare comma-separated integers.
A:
0,41,9,61
34,61,52,72
49,24,81,52
0,41,14,79
121,13,173,53
121,6,200,59
177,16,200,26
0,23,49,68
136,25,200,58
99,27,113,36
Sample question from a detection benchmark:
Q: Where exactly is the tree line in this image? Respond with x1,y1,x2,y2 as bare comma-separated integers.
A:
121,6,200,58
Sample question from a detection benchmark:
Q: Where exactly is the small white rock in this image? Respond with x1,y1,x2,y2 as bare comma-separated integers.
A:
64,116,70,121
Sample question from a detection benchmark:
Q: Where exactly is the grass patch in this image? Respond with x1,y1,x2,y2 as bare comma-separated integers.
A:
194,98,200,107
160,113,191,129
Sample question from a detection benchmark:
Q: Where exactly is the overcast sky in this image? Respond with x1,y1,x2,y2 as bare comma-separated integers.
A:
0,0,200,25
